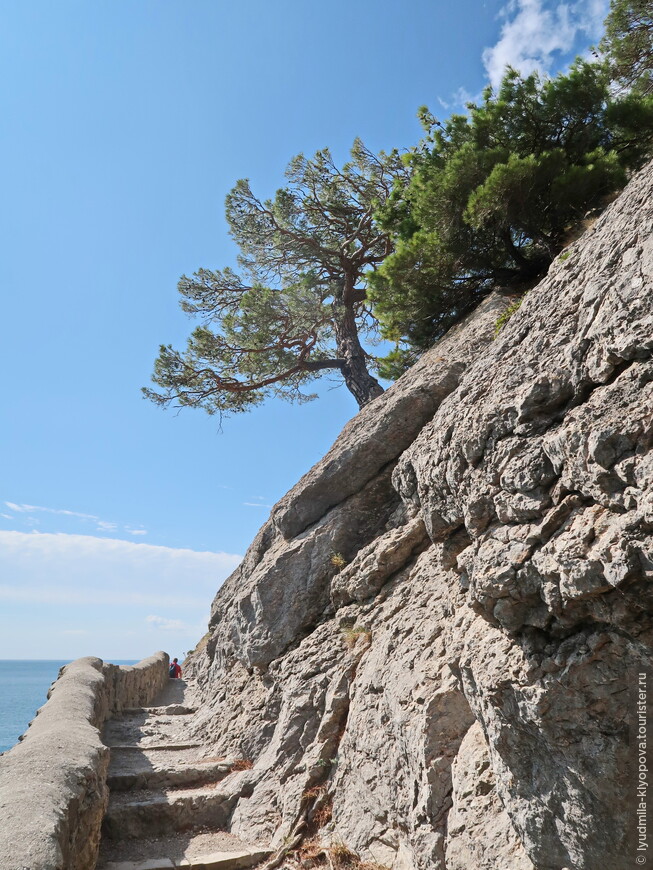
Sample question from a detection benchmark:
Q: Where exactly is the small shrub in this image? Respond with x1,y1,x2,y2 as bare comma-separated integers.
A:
558,249,572,261
494,297,525,337
330,842,360,866
298,837,325,862
316,756,338,769
305,786,333,828
341,625,372,649
296,838,389,869
330,552,348,570
312,798,333,828
304,784,327,801
231,758,254,771
328,841,390,869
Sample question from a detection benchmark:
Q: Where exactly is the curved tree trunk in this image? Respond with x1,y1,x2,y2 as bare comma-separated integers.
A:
334,303,384,409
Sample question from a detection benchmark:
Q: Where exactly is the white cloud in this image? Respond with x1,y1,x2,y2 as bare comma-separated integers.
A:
4,499,151,539
0,531,240,661
146,615,191,631
96,521,118,531
243,502,272,508
5,501,99,520
483,0,609,89
0,531,241,608
438,85,486,113
0,583,198,607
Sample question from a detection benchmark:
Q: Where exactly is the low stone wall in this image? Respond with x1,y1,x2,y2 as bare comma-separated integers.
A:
0,651,169,870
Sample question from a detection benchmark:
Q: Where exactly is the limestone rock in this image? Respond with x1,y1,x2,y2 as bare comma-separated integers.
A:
186,161,653,869
445,722,535,870
271,293,510,541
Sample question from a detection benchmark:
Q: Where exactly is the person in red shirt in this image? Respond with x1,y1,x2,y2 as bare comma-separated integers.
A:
169,657,182,678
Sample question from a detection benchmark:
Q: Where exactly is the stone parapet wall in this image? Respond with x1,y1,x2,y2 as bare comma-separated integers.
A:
99,653,171,722
0,651,169,870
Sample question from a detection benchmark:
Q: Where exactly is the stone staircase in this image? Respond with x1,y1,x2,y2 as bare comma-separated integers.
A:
95,679,270,870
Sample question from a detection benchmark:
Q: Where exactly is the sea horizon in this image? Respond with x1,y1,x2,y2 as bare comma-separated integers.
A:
0,657,143,661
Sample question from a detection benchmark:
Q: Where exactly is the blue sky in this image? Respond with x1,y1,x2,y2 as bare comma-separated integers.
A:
0,0,608,660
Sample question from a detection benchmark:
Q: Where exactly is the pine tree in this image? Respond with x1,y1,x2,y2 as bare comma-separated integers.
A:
145,141,404,415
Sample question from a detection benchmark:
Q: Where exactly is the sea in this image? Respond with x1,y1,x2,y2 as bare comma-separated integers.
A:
0,660,137,754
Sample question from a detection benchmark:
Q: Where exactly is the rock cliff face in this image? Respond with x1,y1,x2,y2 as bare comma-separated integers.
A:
186,161,653,870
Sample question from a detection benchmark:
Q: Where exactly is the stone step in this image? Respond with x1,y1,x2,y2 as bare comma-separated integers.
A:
108,760,234,792
119,705,196,716
100,846,270,869
108,743,204,752
103,788,238,839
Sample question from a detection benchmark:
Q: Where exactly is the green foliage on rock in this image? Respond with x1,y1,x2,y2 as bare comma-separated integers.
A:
144,140,404,415
494,296,525,337
370,61,653,352
601,0,653,95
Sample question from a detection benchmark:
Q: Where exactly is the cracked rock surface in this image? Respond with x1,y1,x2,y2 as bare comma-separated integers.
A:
185,161,653,869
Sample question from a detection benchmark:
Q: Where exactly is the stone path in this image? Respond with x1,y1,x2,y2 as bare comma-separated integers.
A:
95,679,270,870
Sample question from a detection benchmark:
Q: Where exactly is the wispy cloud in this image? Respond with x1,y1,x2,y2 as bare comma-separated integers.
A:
243,495,272,508
0,583,204,607
437,86,481,111
5,501,98,520
0,531,240,658
483,0,609,89
3,501,147,539
146,615,193,631
0,531,241,608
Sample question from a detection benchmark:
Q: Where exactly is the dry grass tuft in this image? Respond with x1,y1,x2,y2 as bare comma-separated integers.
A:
298,837,325,861
341,626,372,650
312,797,333,828
301,785,333,830
231,758,254,771
303,784,327,801
330,841,359,864
295,837,389,870
330,552,348,570
329,841,390,869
